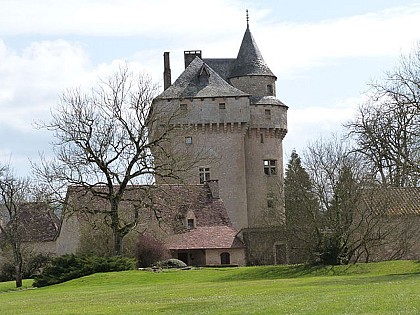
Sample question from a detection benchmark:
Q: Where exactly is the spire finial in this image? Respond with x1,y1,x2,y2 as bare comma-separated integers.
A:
246,9,249,28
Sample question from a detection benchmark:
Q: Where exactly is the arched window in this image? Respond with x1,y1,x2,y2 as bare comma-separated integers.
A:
220,252,231,265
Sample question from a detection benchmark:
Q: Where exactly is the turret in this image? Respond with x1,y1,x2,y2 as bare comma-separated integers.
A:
229,16,277,98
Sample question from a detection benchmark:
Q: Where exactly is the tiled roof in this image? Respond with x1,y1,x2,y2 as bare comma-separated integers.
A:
361,187,420,215
65,183,232,233
155,57,248,100
229,26,275,79
167,226,244,250
0,203,60,242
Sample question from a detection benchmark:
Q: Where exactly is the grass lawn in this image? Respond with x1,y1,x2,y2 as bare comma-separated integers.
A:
0,260,419,314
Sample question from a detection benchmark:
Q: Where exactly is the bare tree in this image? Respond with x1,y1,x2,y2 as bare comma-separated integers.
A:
35,65,201,256
302,136,386,264
347,44,420,187
0,165,31,287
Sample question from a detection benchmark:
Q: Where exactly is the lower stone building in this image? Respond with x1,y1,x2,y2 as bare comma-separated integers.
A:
355,187,420,262
56,181,246,266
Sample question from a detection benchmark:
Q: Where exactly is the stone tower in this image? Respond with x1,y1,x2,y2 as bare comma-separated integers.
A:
151,18,288,264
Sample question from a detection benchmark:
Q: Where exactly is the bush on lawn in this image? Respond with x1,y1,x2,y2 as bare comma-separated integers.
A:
157,258,187,269
33,254,136,287
135,234,170,268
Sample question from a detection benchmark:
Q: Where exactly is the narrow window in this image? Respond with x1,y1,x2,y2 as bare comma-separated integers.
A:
267,193,274,208
199,167,211,184
185,136,192,144
260,133,264,143
219,102,226,109
187,219,195,229
263,160,277,175
180,103,187,111
267,84,274,96
265,109,271,118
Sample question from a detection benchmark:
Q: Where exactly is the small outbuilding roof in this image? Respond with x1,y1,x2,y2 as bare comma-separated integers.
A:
0,202,60,242
361,187,420,215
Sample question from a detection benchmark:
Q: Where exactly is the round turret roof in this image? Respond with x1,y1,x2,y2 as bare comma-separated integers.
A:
229,26,275,79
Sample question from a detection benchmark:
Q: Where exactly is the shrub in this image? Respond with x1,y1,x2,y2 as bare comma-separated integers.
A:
33,254,136,287
158,258,187,269
0,251,52,282
135,234,169,268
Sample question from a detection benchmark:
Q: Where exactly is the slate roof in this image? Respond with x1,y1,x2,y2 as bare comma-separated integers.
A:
167,226,244,250
251,96,287,107
229,26,275,79
202,58,236,81
155,57,248,100
361,187,420,215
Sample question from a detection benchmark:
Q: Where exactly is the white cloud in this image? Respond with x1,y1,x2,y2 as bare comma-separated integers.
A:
283,96,363,156
259,5,420,76
0,39,92,132
0,0,245,37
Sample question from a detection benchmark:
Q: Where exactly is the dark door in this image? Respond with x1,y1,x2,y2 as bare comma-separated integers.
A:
220,252,230,265
275,244,287,264
178,252,188,265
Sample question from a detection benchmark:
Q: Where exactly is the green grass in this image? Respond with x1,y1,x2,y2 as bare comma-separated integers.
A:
0,260,419,314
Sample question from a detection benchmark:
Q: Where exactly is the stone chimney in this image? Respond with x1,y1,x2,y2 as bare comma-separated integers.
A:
163,52,171,90
206,179,220,199
184,50,202,68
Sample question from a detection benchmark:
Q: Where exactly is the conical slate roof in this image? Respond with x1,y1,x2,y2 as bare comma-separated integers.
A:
229,26,275,79
155,57,248,99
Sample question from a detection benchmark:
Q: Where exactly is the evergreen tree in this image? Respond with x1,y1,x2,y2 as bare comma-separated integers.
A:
320,164,359,265
284,150,320,263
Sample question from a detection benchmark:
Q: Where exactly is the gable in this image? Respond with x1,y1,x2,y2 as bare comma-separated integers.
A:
155,57,248,100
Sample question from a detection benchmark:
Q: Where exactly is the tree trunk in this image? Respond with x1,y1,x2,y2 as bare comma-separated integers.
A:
113,231,123,256
12,244,23,288
110,199,123,256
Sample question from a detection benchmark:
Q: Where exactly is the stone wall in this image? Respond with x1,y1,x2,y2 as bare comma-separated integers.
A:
230,75,276,97
205,248,245,266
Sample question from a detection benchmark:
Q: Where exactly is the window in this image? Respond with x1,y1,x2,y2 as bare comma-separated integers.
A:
267,193,274,208
265,109,271,118
267,84,274,96
185,136,192,144
260,133,264,143
199,167,211,184
187,219,195,229
264,160,277,175
180,103,187,111
219,102,226,109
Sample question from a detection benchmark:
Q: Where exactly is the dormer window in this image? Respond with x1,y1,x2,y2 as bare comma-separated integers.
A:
187,219,195,229
267,84,274,96
199,167,211,184
198,65,210,84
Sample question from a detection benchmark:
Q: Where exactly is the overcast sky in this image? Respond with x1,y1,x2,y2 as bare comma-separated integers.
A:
1,0,420,176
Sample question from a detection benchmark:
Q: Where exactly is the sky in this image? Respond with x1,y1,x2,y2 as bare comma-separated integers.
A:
1,0,420,176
